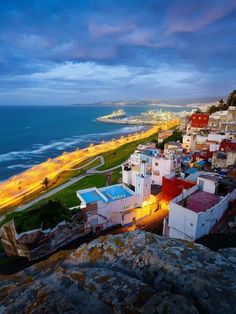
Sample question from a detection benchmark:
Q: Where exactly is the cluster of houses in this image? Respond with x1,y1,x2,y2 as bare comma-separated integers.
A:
76,105,236,242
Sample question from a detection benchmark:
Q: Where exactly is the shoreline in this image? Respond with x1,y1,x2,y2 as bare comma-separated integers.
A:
0,125,158,212
0,118,179,213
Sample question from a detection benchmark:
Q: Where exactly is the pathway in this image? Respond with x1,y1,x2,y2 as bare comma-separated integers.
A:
15,156,123,212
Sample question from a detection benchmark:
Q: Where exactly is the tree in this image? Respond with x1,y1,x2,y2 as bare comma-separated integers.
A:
207,105,218,114
227,89,236,107
195,108,202,114
218,98,228,111
42,177,49,189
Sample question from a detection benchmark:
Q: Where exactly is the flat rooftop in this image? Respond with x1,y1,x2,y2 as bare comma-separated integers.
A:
179,190,222,213
100,185,133,202
198,174,219,183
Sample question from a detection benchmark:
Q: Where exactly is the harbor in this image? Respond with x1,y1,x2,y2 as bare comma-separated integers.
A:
97,109,180,125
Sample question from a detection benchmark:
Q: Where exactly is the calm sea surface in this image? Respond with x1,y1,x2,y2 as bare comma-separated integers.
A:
0,104,189,181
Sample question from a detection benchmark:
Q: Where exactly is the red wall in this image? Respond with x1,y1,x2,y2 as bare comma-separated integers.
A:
220,139,236,151
162,177,195,203
191,114,209,128
192,150,213,161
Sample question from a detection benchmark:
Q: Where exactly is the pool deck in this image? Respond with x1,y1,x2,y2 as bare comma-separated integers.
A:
78,184,134,205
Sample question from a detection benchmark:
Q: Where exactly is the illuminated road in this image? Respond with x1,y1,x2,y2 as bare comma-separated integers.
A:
0,119,180,212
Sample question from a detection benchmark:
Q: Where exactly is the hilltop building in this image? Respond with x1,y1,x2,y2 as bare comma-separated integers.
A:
212,150,236,168
191,113,209,129
77,158,161,229
164,141,183,154
122,144,182,187
182,134,196,153
163,173,236,241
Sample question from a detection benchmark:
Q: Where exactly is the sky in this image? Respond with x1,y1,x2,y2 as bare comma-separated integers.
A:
0,0,235,105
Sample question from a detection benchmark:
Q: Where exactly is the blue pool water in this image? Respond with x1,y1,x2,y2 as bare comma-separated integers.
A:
101,185,133,202
80,185,133,204
80,190,104,203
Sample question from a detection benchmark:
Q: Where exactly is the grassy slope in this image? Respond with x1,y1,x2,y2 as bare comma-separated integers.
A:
98,132,158,170
0,131,158,233
0,174,107,232
47,157,101,189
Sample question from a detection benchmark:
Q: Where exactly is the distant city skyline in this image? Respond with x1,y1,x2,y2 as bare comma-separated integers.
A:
0,0,235,105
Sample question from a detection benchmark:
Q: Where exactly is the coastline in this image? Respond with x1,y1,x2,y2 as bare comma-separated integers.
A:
97,111,180,126
0,118,179,213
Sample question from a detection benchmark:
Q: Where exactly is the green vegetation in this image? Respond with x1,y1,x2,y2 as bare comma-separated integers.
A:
207,99,228,114
0,131,160,235
111,167,122,184
0,200,83,233
227,89,236,107
52,156,101,187
0,174,107,233
98,132,158,170
158,129,183,150
194,108,203,114
31,174,107,210
207,90,236,115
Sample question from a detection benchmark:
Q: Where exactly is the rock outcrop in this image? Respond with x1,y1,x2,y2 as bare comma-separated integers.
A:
0,230,236,313
0,216,87,261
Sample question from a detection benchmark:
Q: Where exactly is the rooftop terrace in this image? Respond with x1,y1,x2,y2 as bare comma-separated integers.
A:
179,190,222,213
78,184,134,205
100,185,133,202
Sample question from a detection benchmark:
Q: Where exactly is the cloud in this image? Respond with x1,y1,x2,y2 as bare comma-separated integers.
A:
0,0,235,104
88,22,136,38
165,0,236,34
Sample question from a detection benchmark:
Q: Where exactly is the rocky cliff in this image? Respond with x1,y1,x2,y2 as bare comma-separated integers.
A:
0,230,235,313
0,216,86,261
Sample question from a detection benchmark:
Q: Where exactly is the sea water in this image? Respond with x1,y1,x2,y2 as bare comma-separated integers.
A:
0,104,188,181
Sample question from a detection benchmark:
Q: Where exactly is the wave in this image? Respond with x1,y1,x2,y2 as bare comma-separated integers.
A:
7,164,33,170
0,125,145,164
0,151,31,162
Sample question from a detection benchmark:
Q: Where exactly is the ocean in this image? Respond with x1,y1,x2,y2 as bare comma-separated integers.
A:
0,104,189,181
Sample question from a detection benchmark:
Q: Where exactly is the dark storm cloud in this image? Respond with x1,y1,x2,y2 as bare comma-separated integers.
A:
0,0,235,104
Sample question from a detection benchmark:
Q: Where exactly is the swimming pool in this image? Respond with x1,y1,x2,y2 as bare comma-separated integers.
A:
101,185,133,202
80,190,105,203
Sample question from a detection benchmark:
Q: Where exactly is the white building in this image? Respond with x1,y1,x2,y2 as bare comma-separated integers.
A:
122,163,139,187
135,161,151,204
182,134,196,153
152,154,182,185
77,159,159,228
164,141,183,154
122,146,160,186
207,133,227,143
137,142,156,151
212,150,236,168
197,173,219,194
163,180,236,241
77,184,141,227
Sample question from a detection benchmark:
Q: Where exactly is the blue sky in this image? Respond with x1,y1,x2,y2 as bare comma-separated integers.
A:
0,0,235,105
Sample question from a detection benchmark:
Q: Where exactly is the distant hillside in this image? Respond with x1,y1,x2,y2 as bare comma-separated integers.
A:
73,96,221,107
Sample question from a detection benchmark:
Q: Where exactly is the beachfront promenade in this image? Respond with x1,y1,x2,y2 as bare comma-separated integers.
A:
0,118,179,212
